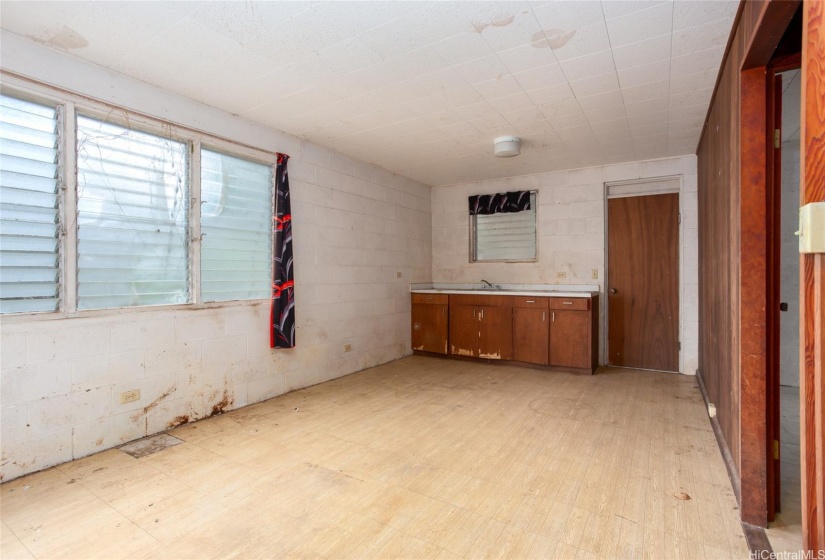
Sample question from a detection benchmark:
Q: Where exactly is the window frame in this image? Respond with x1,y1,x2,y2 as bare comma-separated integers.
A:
469,190,539,264
0,76,277,320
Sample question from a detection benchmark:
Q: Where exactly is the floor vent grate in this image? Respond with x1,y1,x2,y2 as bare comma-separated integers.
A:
119,434,183,459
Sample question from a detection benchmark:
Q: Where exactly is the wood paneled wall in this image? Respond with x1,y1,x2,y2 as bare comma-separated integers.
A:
800,0,825,549
697,0,763,487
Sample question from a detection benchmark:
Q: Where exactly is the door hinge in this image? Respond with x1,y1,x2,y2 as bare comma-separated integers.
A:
677,212,681,224
774,129,781,149
773,440,779,460
678,341,681,351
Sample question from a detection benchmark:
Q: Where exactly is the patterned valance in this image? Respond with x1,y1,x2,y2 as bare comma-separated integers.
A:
468,191,531,215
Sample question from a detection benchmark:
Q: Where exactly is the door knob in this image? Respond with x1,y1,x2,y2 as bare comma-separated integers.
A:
609,288,617,294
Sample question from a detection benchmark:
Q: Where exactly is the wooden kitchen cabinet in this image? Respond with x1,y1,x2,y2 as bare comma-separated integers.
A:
448,295,512,360
513,307,549,365
411,294,448,354
477,306,512,360
547,295,599,371
414,292,598,372
449,305,478,357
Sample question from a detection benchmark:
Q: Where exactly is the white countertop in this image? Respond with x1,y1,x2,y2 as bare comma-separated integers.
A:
411,289,595,298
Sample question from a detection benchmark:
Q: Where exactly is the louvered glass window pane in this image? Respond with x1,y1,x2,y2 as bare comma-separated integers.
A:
473,192,537,262
76,116,188,309
201,149,271,302
0,94,60,314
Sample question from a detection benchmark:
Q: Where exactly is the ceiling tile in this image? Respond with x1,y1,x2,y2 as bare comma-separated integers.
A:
605,1,673,47
487,92,538,113
576,89,624,111
621,79,669,104
617,59,671,89
559,49,616,82
0,0,738,186
497,39,560,73
413,67,469,95
465,3,544,52
453,54,510,83
671,17,733,58
513,63,568,91
548,21,611,61
611,33,672,69
537,96,583,118
531,1,604,31
672,0,738,32
569,72,620,98
670,45,725,76
669,68,717,95
472,75,526,100
585,104,627,124
428,31,496,66
602,1,671,21
526,82,577,105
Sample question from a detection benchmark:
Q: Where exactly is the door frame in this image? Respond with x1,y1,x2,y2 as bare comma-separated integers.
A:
603,177,683,373
739,0,802,529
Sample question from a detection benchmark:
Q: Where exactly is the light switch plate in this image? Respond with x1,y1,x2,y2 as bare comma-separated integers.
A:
798,202,825,254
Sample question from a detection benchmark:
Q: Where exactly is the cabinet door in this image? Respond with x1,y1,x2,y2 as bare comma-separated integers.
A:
513,307,549,365
411,303,448,354
478,306,513,360
449,305,478,357
549,310,590,368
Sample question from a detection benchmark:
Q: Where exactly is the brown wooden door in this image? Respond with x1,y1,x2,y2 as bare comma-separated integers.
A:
449,305,478,357
513,308,548,365
548,310,590,368
411,303,448,354
478,306,512,360
607,193,680,372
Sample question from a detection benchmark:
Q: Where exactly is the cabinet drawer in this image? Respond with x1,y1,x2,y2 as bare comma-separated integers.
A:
449,294,513,307
547,297,589,310
512,296,549,309
412,293,448,305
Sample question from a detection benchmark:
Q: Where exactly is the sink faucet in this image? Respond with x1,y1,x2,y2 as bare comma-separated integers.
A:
481,279,497,289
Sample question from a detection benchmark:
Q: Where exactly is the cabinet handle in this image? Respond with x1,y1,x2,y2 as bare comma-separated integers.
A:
552,312,555,322
542,311,545,322
562,301,573,305
480,309,484,319
425,297,433,300
526,300,535,303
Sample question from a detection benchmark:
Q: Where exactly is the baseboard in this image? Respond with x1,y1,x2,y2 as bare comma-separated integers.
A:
696,372,773,554
695,371,742,505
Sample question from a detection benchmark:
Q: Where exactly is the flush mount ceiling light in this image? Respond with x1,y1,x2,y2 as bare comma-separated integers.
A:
493,136,521,157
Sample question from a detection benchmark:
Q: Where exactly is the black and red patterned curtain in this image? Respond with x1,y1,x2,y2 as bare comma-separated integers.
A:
468,190,531,215
270,153,296,349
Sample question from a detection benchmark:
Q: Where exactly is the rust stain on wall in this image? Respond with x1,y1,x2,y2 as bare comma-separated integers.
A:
210,390,234,417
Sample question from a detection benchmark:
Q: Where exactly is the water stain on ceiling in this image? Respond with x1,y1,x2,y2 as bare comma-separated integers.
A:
532,29,577,49
31,26,88,50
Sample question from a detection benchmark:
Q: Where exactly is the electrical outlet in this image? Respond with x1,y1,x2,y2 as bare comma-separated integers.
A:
120,389,140,404
343,344,352,353
708,403,717,418
556,271,567,279
396,271,402,278
591,269,599,280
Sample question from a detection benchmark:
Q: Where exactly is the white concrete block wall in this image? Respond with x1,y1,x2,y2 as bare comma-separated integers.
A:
431,155,699,375
0,38,432,481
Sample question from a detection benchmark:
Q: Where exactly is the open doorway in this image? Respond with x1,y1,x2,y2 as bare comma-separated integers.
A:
765,67,804,554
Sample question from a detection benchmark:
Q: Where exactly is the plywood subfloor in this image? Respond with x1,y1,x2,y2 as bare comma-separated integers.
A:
0,356,749,559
